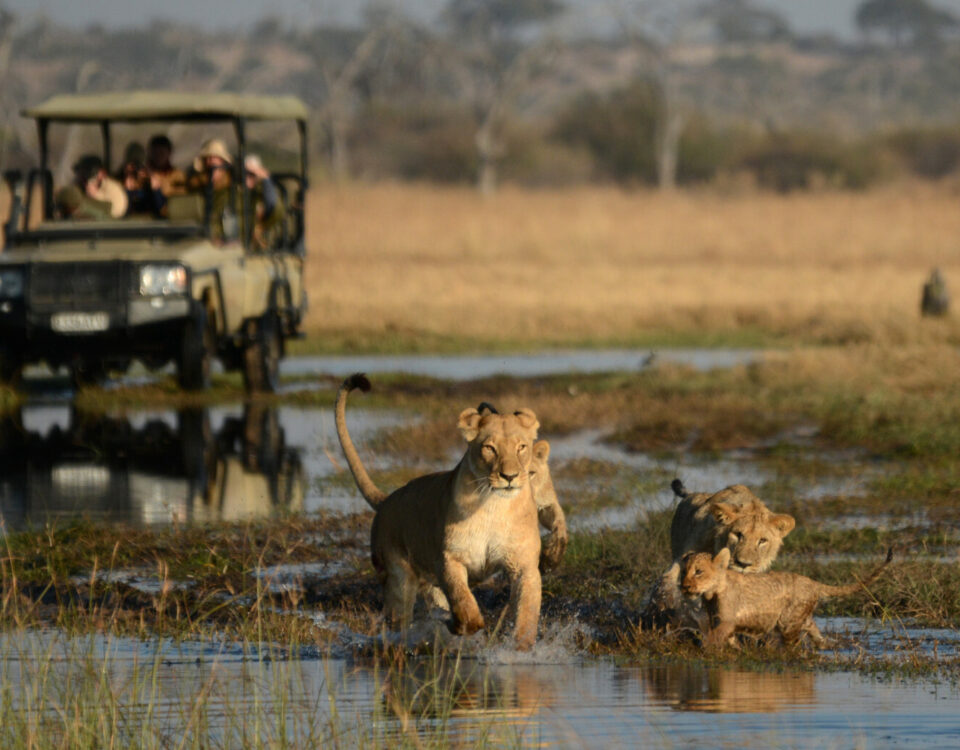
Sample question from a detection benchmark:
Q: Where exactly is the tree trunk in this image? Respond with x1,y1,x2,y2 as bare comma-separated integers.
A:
656,109,685,192
328,114,350,182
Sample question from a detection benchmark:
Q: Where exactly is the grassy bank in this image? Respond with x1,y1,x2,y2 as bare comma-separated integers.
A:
302,183,960,351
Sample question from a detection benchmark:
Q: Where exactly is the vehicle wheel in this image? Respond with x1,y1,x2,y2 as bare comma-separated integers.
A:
0,350,23,388
71,360,107,389
178,306,216,391
243,312,281,393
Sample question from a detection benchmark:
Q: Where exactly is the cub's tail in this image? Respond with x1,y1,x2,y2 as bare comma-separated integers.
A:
335,373,387,509
818,547,894,598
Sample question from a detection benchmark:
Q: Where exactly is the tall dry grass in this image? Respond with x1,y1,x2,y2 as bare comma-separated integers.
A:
304,182,960,347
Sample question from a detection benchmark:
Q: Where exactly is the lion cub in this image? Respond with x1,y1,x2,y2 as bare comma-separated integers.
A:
681,547,893,649
335,374,544,649
642,480,796,631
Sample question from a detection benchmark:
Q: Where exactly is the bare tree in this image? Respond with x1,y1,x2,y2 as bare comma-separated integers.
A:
611,0,701,191
312,5,423,181
441,0,564,194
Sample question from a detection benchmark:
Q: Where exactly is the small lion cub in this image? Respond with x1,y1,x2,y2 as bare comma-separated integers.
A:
681,547,893,649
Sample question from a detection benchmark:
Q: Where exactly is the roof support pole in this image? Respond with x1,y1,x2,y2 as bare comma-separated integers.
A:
37,118,52,220
100,120,111,171
234,118,251,250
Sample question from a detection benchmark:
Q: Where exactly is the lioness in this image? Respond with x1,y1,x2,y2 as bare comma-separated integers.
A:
641,480,796,631
670,480,795,571
476,402,567,570
681,546,893,649
419,436,566,612
335,374,543,649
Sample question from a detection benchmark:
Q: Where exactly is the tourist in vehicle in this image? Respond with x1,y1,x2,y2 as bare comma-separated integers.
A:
119,142,167,217
187,138,235,240
146,134,186,196
55,155,126,220
244,154,285,249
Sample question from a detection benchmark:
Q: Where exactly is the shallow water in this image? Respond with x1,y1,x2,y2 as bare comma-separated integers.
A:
1,628,957,748
283,348,760,380
2,352,956,746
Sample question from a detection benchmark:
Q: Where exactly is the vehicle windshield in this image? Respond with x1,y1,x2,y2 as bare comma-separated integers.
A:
5,116,305,253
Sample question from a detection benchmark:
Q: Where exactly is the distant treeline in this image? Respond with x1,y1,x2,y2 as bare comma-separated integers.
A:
3,0,960,192
348,82,960,190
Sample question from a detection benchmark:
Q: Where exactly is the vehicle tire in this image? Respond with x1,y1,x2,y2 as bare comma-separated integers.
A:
178,306,216,391
242,312,281,393
0,349,23,388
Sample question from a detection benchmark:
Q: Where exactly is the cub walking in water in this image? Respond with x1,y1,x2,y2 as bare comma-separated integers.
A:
642,480,796,630
681,546,893,649
335,374,544,649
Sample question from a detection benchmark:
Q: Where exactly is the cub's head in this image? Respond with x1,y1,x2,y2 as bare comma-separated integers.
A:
528,440,556,507
709,487,795,573
681,549,730,597
458,406,539,497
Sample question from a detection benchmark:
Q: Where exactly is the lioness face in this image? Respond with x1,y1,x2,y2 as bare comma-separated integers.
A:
681,550,727,596
458,407,539,497
712,502,796,573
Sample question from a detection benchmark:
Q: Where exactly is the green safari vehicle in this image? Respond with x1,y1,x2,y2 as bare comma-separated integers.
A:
0,91,309,391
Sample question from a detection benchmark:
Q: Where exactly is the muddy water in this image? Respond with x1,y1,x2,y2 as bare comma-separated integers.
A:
1,629,957,747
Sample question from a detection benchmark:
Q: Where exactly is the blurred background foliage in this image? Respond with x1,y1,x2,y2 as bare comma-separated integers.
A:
2,0,960,192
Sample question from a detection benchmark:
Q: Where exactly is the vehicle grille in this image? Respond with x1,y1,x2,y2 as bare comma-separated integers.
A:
29,262,126,311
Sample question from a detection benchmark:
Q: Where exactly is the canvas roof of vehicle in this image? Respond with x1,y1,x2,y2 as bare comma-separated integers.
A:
23,91,309,123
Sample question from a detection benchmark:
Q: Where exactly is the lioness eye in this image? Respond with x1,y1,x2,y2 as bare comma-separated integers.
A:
694,570,702,577
482,445,497,456
518,444,527,452
758,538,768,546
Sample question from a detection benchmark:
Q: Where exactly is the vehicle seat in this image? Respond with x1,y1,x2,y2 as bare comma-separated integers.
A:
166,193,205,223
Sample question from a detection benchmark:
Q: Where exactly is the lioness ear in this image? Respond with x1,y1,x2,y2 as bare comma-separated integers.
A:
711,502,739,526
458,408,482,442
714,547,731,568
772,513,796,537
513,408,540,435
533,440,550,462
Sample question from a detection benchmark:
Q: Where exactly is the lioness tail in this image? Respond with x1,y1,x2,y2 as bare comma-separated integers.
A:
335,372,387,508
671,478,688,499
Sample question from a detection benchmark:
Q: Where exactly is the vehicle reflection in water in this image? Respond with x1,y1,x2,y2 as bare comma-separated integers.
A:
0,404,303,529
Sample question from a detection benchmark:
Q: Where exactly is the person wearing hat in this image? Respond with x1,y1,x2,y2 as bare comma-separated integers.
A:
147,134,186,196
187,138,236,241
244,154,285,249
187,138,233,193
56,154,126,220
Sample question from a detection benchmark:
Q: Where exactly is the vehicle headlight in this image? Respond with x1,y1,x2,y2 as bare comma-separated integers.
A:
0,269,24,299
139,265,187,296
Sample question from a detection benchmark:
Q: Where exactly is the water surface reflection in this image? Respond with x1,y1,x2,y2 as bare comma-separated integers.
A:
3,629,957,748
0,404,303,529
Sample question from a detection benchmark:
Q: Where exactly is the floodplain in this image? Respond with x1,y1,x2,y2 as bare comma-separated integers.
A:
1,340,959,746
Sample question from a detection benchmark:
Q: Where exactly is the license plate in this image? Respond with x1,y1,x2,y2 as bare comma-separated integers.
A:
52,465,110,493
51,312,110,333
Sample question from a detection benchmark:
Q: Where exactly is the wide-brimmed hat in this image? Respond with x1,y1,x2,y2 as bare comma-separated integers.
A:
197,138,232,164
244,154,269,179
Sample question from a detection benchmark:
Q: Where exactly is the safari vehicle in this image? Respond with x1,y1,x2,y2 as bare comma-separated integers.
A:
0,91,308,391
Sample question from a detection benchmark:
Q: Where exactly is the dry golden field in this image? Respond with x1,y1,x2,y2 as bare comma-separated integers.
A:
304,182,960,349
